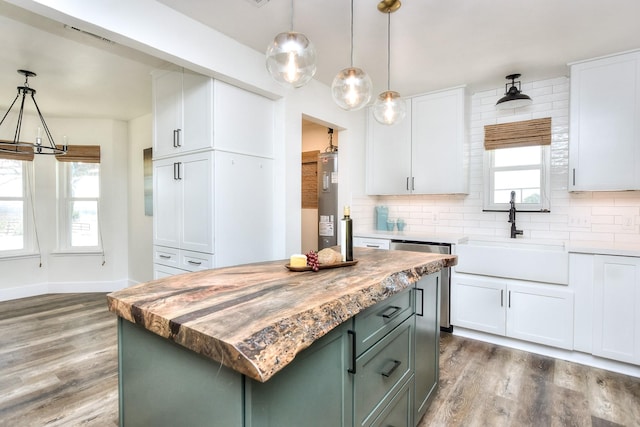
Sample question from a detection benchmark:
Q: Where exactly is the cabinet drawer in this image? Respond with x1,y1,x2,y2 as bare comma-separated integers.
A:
370,376,413,427
180,250,214,271
354,289,413,356
354,316,414,427
153,246,180,268
354,237,390,250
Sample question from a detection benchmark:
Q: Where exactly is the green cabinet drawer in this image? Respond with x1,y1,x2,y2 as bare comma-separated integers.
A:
353,316,414,427
371,376,413,427
354,288,413,356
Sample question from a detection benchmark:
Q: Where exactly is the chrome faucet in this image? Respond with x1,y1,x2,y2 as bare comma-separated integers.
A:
508,191,523,238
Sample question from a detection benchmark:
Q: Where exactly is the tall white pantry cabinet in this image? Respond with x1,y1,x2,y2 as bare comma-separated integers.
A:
151,68,276,278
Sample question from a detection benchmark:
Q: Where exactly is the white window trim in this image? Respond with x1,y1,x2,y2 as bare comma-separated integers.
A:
0,160,36,257
57,161,102,252
483,145,551,212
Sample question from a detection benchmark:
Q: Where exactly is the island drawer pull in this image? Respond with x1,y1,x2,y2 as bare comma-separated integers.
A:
416,288,424,317
380,305,402,319
187,260,202,265
348,330,356,374
380,359,401,378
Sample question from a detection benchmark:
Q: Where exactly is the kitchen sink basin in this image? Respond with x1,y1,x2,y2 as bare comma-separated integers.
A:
454,238,569,284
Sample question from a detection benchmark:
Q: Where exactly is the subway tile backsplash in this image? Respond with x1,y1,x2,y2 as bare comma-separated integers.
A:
353,76,640,243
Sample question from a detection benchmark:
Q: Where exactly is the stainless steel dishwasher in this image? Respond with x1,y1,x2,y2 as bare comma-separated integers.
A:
390,240,452,332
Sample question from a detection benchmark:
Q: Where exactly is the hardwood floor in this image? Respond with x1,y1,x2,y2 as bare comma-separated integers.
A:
1,293,639,426
420,333,640,427
0,293,118,426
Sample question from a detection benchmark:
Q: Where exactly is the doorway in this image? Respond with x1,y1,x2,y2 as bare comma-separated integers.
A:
301,119,339,253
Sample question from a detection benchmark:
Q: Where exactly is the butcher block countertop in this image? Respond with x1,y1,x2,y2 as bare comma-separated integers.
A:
107,248,457,382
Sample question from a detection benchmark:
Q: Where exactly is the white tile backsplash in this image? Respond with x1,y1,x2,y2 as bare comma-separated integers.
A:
353,76,640,244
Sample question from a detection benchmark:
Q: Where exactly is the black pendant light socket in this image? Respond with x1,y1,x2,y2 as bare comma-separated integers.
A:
496,73,533,110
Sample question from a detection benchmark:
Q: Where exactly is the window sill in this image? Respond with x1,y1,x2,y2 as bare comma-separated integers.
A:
51,250,104,257
0,252,40,261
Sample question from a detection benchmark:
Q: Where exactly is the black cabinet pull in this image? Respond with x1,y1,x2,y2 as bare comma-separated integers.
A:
187,260,202,265
380,359,401,378
347,330,356,374
572,168,576,186
412,177,415,191
508,290,511,308
173,128,182,147
500,289,504,307
380,305,402,319
416,288,424,317
159,254,171,259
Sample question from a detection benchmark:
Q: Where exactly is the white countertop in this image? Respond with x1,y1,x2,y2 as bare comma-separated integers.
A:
566,241,640,257
356,230,640,257
354,230,469,245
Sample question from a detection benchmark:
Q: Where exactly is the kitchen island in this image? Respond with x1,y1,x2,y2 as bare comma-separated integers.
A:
108,247,456,426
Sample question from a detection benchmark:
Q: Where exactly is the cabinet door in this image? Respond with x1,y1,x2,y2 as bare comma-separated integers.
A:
247,321,353,427
414,273,439,422
214,152,274,267
569,53,640,191
451,274,505,335
182,71,213,153
180,152,214,253
366,105,412,195
411,88,468,194
153,157,182,248
593,255,640,364
153,70,182,158
214,80,274,158
506,282,574,350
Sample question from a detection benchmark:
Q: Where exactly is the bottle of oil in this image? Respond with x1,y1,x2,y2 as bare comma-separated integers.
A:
340,206,353,262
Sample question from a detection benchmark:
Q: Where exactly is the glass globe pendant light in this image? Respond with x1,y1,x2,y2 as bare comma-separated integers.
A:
331,0,372,110
265,0,316,88
372,0,406,125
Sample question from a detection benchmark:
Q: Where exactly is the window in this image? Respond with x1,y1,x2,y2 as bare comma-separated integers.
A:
0,159,33,254
484,145,549,211
483,117,551,212
58,161,100,249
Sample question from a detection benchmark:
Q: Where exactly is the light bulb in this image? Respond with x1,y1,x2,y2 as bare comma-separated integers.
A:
266,32,316,88
372,91,406,125
331,67,373,111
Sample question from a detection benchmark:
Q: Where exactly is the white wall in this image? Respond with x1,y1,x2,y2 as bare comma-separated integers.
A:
0,116,130,300
127,113,153,285
352,77,640,245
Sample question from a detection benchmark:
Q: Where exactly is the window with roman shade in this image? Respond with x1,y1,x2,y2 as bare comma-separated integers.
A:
483,118,551,211
56,145,102,253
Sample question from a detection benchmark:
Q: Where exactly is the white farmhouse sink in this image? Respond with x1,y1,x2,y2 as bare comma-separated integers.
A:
454,239,569,285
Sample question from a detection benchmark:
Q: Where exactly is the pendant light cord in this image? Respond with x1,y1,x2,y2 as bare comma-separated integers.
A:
386,12,391,91
290,0,294,31
350,0,354,67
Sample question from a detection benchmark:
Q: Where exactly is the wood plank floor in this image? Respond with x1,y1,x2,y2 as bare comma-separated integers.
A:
1,293,639,426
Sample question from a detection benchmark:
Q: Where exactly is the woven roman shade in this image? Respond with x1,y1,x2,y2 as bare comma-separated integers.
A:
0,141,34,161
55,145,101,163
484,117,551,150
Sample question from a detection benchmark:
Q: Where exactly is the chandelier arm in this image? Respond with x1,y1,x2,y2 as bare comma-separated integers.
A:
15,89,28,144
0,92,20,128
31,92,57,149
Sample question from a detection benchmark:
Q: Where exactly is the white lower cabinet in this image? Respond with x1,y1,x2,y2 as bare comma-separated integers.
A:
593,255,640,364
452,274,574,349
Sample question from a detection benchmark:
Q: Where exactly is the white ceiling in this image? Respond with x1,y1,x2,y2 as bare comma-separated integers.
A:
1,0,640,122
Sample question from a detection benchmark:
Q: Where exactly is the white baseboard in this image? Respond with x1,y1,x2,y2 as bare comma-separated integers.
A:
0,279,129,302
453,327,640,378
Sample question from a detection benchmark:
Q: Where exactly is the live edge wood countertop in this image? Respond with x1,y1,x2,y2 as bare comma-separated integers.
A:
107,248,457,383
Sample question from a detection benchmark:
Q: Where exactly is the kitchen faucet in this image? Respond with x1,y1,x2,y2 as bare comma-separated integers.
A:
508,191,523,238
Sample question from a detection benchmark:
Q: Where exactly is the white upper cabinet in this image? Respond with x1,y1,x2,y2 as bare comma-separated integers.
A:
152,68,213,158
366,102,412,195
569,50,640,191
366,86,468,195
213,80,274,158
